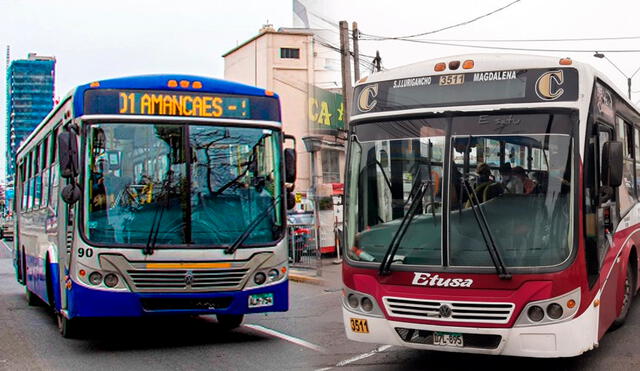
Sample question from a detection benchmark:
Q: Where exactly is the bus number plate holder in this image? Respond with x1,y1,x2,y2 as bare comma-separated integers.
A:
350,318,369,333
433,332,463,347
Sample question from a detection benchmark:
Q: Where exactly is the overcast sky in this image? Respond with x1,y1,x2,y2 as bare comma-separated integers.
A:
2,0,640,181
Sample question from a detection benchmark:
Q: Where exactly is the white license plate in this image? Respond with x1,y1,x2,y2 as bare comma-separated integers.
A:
433,332,463,347
248,293,274,308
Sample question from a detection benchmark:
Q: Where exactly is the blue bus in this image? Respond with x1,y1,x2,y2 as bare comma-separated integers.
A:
13,75,296,337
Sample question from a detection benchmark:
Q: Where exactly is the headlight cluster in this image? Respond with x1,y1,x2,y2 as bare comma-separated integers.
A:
252,267,285,286
343,288,383,317
79,269,120,288
515,287,581,327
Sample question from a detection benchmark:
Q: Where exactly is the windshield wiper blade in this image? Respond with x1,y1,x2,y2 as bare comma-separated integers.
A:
462,178,511,280
225,195,281,255
379,165,432,276
143,173,173,255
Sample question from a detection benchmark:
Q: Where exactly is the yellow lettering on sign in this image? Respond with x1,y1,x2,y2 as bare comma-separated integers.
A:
119,93,128,113
308,98,319,122
318,101,332,126
337,102,344,122
193,97,203,116
212,97,223,117
163,95,173,115
183,96,193,115
202,96,213,117
140,94,152,114
172,95,183,115
150,94,162,115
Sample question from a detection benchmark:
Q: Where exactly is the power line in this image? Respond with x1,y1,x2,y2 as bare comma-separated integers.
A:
360,0,522,40
395,35,640,43
365,38,640,53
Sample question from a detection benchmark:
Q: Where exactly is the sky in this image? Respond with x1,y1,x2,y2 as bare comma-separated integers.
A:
2,0,640,181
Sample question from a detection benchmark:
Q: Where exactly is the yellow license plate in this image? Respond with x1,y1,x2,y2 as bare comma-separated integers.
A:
350,318,369,333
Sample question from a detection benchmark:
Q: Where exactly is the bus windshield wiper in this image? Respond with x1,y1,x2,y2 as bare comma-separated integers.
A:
144,171,173,255
225,194,281,255
460,137,511,280
379,165,432,276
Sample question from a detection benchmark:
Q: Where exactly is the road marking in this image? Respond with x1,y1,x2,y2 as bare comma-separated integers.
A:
0,240,10,253
316,344,393,370
244,323,327,353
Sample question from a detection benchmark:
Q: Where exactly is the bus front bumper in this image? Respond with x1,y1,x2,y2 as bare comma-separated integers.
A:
342,304,599,358
67,279,288,318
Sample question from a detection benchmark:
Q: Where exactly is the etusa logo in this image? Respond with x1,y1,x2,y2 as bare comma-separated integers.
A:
357,84,378,112
411,272,473,287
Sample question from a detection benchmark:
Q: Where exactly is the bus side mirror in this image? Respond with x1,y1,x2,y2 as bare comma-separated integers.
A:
602,141,623,188
61,183,81,205
58,131,79,179
284,148,297,184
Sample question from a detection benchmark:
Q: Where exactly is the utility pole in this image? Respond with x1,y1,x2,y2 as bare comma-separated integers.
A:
339,20,353,129
373,50,382,72
352,22,360,82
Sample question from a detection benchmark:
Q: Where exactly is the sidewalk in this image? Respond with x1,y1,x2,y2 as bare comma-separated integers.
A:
289,257,342,287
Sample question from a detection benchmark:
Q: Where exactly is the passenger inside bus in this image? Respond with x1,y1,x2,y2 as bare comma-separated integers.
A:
466,162,503,207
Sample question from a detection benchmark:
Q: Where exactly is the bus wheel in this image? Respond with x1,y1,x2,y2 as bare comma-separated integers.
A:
25,286,40,306
57,313,78,338
216,314,244,330
613,263,635,328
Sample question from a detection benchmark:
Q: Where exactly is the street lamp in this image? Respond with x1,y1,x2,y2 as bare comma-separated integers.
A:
594,52,640,100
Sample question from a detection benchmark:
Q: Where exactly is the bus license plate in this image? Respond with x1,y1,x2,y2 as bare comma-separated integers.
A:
350,318,369,333
248,293,273,308
433,332,463,347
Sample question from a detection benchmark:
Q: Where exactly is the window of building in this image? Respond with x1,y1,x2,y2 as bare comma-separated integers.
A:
321,150,341,183
280,48,300,59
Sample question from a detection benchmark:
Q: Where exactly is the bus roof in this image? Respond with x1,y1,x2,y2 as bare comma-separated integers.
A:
72,74,278,116
354,53,637,114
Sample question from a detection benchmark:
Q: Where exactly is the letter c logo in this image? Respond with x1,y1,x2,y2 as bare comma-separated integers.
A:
536,70,565,100
358,84,378,112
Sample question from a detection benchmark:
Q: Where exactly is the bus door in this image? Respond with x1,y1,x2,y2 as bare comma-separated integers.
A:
585,123,620,337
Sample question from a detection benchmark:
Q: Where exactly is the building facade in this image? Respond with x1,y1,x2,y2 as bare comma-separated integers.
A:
222,27,346,196
5,53,56,181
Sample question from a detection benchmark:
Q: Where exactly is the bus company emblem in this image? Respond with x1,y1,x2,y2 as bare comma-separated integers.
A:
535,70,565,101
439,304,452,318
185,270,194,287
357,84,378,112
411,272,473,288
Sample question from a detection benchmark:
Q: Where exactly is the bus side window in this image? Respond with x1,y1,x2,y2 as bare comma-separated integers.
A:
635,127,640,196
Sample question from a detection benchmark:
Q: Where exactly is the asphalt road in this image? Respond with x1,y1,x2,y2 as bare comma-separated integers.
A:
2,239,640,371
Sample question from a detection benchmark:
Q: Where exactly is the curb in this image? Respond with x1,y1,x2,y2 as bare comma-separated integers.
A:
289,272,325,285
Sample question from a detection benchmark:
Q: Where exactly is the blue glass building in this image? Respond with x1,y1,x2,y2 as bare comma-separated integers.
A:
5,53,56,181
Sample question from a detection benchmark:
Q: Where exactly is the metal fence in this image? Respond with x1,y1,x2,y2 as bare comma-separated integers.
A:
287,223,322,273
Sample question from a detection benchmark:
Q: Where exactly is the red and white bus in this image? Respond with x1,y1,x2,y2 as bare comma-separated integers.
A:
342,54,639,357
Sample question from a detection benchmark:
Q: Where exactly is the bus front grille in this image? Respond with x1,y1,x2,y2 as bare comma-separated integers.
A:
383,296,515,324
126,268,249,292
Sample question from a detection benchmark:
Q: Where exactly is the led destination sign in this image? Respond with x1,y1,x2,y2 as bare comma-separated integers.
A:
84,89,280,121
353,68,579,115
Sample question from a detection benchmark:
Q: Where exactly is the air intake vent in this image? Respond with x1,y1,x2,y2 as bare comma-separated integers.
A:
383,297,515,324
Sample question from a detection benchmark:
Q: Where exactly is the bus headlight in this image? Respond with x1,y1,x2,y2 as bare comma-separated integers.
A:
254,272,267,285
361,297,374,312
342,287,383,317
515,287,580,327
268,269,280,281
88,272,103,285
347,294,359,309
104,273,119,288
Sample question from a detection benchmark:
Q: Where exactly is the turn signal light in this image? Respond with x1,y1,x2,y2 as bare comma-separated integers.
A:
167,80,178,88
265,90,275,96
559,58,573,65
192,81,203,89
567,299,576,309
79,269,86,277
179,80,190,88
463,60,475,69
434,62,446,72
89,81,100,88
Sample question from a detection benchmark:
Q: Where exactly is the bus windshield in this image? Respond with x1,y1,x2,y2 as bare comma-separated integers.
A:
84,122,283,247
346,112,574,269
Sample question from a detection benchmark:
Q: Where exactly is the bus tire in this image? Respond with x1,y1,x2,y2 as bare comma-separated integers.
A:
216,314,244,330
26,286,40,306
45,256,55,308
612,263,635,328
57,313,78,338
